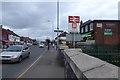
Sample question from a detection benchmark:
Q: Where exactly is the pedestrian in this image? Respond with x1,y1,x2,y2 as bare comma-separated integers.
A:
46,39,50,50
48,43,49,50
53,43,55,48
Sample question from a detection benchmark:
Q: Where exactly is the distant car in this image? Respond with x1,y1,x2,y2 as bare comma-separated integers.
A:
0,45,30,63
26,43,32,46
33,42,38,45
39,43,44,48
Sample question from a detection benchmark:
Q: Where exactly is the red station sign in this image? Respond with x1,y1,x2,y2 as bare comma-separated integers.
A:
68,16,80,28
68,16,80,23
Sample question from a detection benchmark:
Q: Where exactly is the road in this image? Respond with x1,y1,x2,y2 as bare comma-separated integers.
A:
1,45,45,78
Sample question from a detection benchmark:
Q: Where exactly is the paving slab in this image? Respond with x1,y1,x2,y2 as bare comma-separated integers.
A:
21,47,64,78
84,62,119,78
64,49,119,79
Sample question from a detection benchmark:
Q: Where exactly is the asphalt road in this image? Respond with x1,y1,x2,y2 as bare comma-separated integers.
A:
1,45,45,78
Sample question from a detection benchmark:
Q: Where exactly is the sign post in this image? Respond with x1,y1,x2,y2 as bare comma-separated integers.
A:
54,29,63,49
68,16,80,48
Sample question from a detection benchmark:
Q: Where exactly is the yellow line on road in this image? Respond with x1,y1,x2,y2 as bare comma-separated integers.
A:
16,49,47,80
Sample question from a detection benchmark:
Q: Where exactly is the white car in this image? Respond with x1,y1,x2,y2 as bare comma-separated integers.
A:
26,43,32,46
39,43,44,48
0,45,30,63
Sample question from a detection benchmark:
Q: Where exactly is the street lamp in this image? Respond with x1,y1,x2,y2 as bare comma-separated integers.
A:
48,20,54,41
57,0,59,49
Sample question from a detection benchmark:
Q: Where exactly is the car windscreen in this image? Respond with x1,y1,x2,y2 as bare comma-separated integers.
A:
5,46,22,52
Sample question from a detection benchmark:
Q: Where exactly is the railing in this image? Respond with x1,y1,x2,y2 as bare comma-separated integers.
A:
81,47,120,67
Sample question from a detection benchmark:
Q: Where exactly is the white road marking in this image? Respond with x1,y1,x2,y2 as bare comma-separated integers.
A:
16,49,47,80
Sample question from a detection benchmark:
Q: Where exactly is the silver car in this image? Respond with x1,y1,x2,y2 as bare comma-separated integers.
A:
0,45,30,63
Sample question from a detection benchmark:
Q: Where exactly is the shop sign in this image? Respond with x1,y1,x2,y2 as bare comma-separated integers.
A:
97,23,102,28
104,29,112,36
9,35,14,41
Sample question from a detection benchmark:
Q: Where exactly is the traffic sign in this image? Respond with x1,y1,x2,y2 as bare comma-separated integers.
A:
54,30,63,32
72,22,77,28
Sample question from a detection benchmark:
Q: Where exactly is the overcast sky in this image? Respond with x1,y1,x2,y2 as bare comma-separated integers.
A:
1,0,120,41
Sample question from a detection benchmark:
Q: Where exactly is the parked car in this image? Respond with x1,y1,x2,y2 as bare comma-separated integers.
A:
39,43,44,48
0,45,30,63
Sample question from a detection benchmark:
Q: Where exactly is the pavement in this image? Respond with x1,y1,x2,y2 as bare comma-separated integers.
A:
20,46,64,78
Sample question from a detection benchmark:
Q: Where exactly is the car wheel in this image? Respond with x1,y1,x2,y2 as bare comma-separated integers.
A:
18,56,22,63
27,52,30,58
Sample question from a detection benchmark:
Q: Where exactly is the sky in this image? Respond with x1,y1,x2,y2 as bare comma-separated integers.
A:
1,0,120,41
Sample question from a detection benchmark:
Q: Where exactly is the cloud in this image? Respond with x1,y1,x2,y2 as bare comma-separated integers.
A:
1,0,119,40
59,0,118,30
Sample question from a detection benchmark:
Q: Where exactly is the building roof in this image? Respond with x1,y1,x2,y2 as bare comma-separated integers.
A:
55,32,68,40
80,20,92,27
80,20,120,27
7,29,20,37
58,32,67,37
93,20,120,22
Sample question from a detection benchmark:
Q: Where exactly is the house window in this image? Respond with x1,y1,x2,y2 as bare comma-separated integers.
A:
90,23,93,31
81,27,84,33
85,25,88,32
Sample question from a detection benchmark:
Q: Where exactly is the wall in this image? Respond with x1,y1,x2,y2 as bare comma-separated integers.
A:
2,28,8,41
63,49,119,79
94,20,120,48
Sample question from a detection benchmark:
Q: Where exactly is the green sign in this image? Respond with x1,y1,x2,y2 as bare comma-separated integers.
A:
104,32,112,36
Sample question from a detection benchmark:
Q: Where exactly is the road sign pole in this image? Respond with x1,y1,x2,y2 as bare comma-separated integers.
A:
68,16,80,48
57,0,59,49
73,32,75,48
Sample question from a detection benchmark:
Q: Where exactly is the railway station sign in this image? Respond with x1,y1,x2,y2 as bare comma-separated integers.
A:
68,16,80,33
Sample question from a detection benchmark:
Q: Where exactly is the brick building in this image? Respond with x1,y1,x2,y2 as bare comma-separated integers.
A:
80,20,120,49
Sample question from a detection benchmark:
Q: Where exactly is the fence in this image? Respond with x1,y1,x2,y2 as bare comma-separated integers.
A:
82,47,120,67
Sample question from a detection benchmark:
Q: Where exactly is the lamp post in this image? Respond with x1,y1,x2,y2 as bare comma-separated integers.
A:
54,0,63,49
0,25,2,49
57,0,59,49
48,20,54,41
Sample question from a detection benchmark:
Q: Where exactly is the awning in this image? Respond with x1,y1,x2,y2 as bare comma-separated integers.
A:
81,32,92,38
2,40,12,43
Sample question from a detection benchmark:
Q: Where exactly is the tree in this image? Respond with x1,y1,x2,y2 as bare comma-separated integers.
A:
46,38,50,44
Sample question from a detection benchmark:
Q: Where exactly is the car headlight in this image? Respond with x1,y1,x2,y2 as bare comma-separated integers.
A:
11,55,18,58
